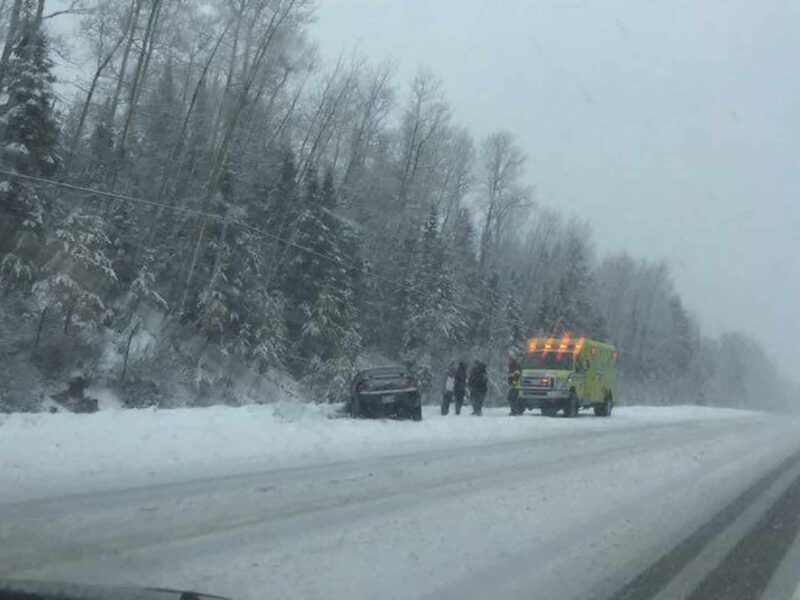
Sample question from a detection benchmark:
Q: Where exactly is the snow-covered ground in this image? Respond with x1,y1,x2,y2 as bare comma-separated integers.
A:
0,402,757,504
2,403,800,600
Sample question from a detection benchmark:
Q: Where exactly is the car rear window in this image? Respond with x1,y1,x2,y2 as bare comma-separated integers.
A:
359,372,410,390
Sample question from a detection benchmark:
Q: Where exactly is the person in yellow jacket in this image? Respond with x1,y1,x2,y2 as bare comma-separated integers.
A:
507,357,523,416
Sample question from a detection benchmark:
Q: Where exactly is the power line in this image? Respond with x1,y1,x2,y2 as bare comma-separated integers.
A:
3,169,631,362
0,169,415,365
3,169,560,361
0,169,431,299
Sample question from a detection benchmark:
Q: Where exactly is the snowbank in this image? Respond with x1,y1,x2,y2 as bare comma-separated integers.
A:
0,402,759,504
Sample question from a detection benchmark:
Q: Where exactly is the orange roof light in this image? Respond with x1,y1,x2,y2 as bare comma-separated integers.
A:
543,337,554,353
573,337,586,355
558,334,571,352
527,339,538,353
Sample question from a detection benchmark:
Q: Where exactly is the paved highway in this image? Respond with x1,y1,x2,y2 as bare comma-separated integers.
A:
2,412,800,600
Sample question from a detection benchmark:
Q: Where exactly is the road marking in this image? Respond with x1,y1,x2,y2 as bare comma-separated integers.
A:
648,458,800,600
684,462,800,600
606,446,800,600
760,528,800,600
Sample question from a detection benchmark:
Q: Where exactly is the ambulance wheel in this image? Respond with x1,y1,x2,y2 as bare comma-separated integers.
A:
595,393,613,417
564,391,579,418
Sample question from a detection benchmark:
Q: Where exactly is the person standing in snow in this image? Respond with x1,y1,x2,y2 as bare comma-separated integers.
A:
453,361,468,415
507,356,523,416
468,360,488,416
441,365,456,415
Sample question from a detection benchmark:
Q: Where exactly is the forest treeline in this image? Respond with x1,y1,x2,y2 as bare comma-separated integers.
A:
0,0,794,411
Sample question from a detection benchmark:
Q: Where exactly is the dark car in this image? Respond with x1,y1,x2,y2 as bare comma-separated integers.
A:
348,366,422,421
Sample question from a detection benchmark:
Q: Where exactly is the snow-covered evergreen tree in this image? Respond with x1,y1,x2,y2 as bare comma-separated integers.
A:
128,250,167,313
401,205,466,386
0,20,59,289
288,170,360,369
379,222,418,355
282,169,322,345
251,292,287,370
82,103,115,188
196,174,242,350
36,211,117,333
197,259,231,345
141,61,178,188
402,206,440,356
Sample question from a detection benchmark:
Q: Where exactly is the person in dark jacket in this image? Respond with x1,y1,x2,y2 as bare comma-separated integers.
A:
507,357,523,416
468,360,488,415
453,361,468,415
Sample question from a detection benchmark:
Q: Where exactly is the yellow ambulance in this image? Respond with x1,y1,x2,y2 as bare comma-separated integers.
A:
519,336,617,417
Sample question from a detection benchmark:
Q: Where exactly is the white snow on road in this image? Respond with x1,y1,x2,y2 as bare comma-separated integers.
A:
0,402,758,504
2,405,797,600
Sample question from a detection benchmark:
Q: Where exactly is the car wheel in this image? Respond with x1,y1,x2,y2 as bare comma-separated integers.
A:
412,405,422,421
352,396,361,418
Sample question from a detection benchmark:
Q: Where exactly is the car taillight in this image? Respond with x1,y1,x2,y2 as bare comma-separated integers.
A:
356,383,367,394
405,379,417,390
540,377,549,386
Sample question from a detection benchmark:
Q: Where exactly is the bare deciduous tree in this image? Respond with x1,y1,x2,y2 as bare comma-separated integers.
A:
478,130,534,266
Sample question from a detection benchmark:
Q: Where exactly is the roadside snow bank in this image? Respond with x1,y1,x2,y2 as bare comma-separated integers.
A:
0,403,759,504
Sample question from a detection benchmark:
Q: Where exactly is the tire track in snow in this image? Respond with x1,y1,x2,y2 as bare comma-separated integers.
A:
0,420,758,576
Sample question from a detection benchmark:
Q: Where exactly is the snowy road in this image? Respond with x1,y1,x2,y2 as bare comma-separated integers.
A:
2,407,800,600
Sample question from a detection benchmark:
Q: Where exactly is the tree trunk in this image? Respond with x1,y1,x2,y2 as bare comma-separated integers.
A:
33,0,44,30
133,16,233,266
32,305,48,352
341,67,393,194
178,0,299,315
116,0,163,168
296,58,343,175
63,302,74,335
68,34,126,166
109,0,141,122
120,322,138,384
297,66,357,183
240,2,255,85
160,18,231,196
0,0,23,92
210,0,243,149
239,61,293,153
258,67,309,155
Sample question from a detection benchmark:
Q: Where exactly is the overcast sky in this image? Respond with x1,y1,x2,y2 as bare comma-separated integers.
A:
312,0,800,381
